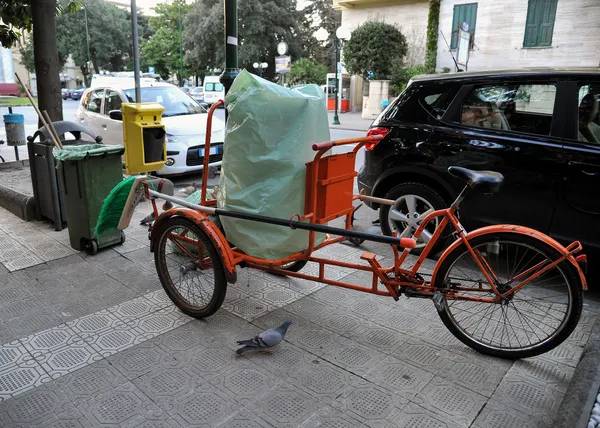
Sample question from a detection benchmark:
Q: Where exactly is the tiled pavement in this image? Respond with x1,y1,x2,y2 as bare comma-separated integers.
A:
0,204,598,427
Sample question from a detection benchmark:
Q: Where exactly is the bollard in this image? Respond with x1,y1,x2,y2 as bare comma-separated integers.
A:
3,113,25,161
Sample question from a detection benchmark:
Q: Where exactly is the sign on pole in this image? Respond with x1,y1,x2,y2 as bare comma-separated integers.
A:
148,66,155,73
456,22,471,69
275,55,291,74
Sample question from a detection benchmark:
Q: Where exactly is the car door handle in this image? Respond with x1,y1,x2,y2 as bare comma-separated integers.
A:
568,161,600,176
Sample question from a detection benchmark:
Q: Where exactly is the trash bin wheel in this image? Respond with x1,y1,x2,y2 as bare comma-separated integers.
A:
349,237,365,247
85,239,99,255
120,230,126,244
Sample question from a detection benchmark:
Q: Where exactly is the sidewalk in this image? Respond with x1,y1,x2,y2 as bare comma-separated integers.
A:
0,201,598,427
327,110,374,132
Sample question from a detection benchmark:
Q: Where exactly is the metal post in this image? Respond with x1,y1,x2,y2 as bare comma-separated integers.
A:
8,106,18,161
178,0,184,87
131,0,141,103
220,0,239,97
84,3,91,85
333,35,340,125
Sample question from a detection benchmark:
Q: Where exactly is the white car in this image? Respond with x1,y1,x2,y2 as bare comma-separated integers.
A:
203,76,225,106
75,80,225,176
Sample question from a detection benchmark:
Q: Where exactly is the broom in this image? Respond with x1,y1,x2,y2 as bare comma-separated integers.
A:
94,175,143,238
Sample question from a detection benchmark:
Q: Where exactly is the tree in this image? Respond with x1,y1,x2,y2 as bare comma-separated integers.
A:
342,21,407,81
287,58,328,85
300,0,341,71
0,0,79,122
18,31,69,73
142,0,192,83
57,0,131,86
183,0,304,81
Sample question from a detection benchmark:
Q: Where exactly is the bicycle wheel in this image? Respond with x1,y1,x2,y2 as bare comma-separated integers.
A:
433,232,582,359
153,216,227,318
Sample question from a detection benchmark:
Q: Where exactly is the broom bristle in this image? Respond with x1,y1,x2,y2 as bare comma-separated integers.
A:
95,175,138,238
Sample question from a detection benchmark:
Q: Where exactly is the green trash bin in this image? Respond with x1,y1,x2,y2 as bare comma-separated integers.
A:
54,144,126,254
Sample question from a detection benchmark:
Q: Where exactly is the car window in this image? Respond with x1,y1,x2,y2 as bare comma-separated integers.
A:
577,83,600,144
460,83,556,135
86,89,104,114
374,81,458,126
123,86,207,117
205,83,223,92
81,90,91,110
104,90,123,116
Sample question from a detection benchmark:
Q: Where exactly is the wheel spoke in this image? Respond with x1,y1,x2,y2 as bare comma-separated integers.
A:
389,209,406,223
404,195,417,214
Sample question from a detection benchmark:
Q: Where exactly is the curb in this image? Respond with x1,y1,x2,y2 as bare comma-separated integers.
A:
0,185,35,221
0,159,29,169
554,313,600,428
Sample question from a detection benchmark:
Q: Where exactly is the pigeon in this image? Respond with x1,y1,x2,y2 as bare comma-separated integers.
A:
139,201,174,225
235,320,292,355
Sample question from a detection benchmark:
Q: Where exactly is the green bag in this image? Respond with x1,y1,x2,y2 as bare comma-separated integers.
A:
217,70,330,259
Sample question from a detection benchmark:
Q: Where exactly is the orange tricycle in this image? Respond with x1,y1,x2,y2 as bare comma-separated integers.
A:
143,101,588,360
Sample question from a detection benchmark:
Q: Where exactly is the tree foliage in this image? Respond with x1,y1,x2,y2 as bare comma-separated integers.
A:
183,0,304,81
425,0,440,74
143,0,192,82
300,0,341,72
19,31,70,73
342,21,407,81
391,64,425,95
287,58,328,85
0,0,79,48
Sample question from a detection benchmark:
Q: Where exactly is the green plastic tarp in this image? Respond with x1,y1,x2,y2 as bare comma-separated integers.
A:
53,144,125,162
217,70,330,259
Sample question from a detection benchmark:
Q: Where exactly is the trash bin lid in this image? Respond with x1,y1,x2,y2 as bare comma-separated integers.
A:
3,113,24,124
31,121,98,143
53,143,125,161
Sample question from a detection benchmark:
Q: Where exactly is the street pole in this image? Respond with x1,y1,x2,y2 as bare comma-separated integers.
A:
178,0,183,87
83,3,91,86
220,0,239,121
333,34,340,125
131,0,141,102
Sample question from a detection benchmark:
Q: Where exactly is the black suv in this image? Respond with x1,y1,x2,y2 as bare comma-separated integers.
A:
359,68,600,261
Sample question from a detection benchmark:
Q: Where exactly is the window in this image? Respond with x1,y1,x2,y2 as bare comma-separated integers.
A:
123,86,206,117
204,83,223,92
80,91,91,110
460,83,556,136
104,90,122,116
577,84,600,144
450,3,477,50
86,89,104,113
523,0,558,48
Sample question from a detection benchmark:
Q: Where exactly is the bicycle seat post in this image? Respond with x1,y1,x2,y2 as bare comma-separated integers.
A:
451,184,471,210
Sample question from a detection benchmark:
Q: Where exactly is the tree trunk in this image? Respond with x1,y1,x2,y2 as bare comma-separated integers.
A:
32,0,63,127
80,65,90,87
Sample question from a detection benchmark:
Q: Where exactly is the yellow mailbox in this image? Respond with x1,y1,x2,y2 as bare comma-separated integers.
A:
121,102,166,175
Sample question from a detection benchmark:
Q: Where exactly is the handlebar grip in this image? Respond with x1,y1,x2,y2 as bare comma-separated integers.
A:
312,141,335,151
399,238,417,249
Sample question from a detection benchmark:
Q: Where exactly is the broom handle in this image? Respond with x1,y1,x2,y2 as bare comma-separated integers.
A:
14,72,63,150
42,110,63,150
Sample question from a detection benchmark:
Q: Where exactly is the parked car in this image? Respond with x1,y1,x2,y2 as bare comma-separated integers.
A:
359,68,600,262
190,86,204,103
203,76,225,106
63,88,73,99
181,87,192,95
75,80,225,176
70,88,86,100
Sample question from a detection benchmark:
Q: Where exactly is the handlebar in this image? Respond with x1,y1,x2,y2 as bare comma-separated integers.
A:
312,135,383,152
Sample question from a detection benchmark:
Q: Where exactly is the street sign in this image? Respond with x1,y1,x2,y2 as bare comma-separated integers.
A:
277,41,288,56
275,55,291,74
148,66,155,73
456,28,471,67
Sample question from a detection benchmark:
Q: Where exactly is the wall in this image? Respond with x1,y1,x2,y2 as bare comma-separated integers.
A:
436,0,600,72
341,2,430,67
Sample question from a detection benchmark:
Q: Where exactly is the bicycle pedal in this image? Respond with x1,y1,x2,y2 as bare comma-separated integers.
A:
432,291,445,313
404,288,434,299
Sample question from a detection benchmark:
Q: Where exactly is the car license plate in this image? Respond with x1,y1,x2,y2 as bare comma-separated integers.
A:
198,145,221,157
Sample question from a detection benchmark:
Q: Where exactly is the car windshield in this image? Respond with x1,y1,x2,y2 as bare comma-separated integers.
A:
205,83,223,92
124,86,207,117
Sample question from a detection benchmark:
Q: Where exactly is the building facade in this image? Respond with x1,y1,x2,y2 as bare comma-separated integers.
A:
334,0,600,111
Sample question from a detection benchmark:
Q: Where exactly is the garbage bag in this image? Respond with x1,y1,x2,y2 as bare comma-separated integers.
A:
53,144,124,162
217,70,330,259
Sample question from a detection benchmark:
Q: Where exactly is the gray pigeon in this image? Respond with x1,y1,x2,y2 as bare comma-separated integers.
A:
236,320,292,355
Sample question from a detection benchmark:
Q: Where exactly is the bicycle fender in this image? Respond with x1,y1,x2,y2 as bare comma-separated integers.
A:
151,208,237,284
431,224,587,291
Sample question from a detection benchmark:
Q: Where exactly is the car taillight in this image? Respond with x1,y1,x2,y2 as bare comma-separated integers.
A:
365,127,390,150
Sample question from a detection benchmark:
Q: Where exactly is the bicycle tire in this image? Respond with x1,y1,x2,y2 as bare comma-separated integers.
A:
153,216,227,318
433,232,583,359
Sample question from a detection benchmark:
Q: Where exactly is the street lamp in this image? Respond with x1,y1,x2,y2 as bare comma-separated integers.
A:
253,62,268,77
315,26,350,125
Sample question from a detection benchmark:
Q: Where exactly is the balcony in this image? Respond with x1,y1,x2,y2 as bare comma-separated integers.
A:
334,0,426,10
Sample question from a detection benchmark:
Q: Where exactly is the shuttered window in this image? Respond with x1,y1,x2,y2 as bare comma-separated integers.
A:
450,3,478,49
523,0,558,47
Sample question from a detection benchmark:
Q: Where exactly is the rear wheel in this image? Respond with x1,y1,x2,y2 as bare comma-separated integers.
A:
153,216,227,318
379,182,449,255
433,232,583,359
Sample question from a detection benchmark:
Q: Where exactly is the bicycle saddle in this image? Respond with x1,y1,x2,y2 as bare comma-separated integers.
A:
448,166,504,194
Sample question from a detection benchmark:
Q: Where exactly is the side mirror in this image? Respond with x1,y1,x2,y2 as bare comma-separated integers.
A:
109,109,123,121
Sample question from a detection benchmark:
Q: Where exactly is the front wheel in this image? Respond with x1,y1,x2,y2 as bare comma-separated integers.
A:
153,216,227,318
433,232,583,359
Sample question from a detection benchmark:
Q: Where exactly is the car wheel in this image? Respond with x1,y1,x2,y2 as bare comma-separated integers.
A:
379,182,450,256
